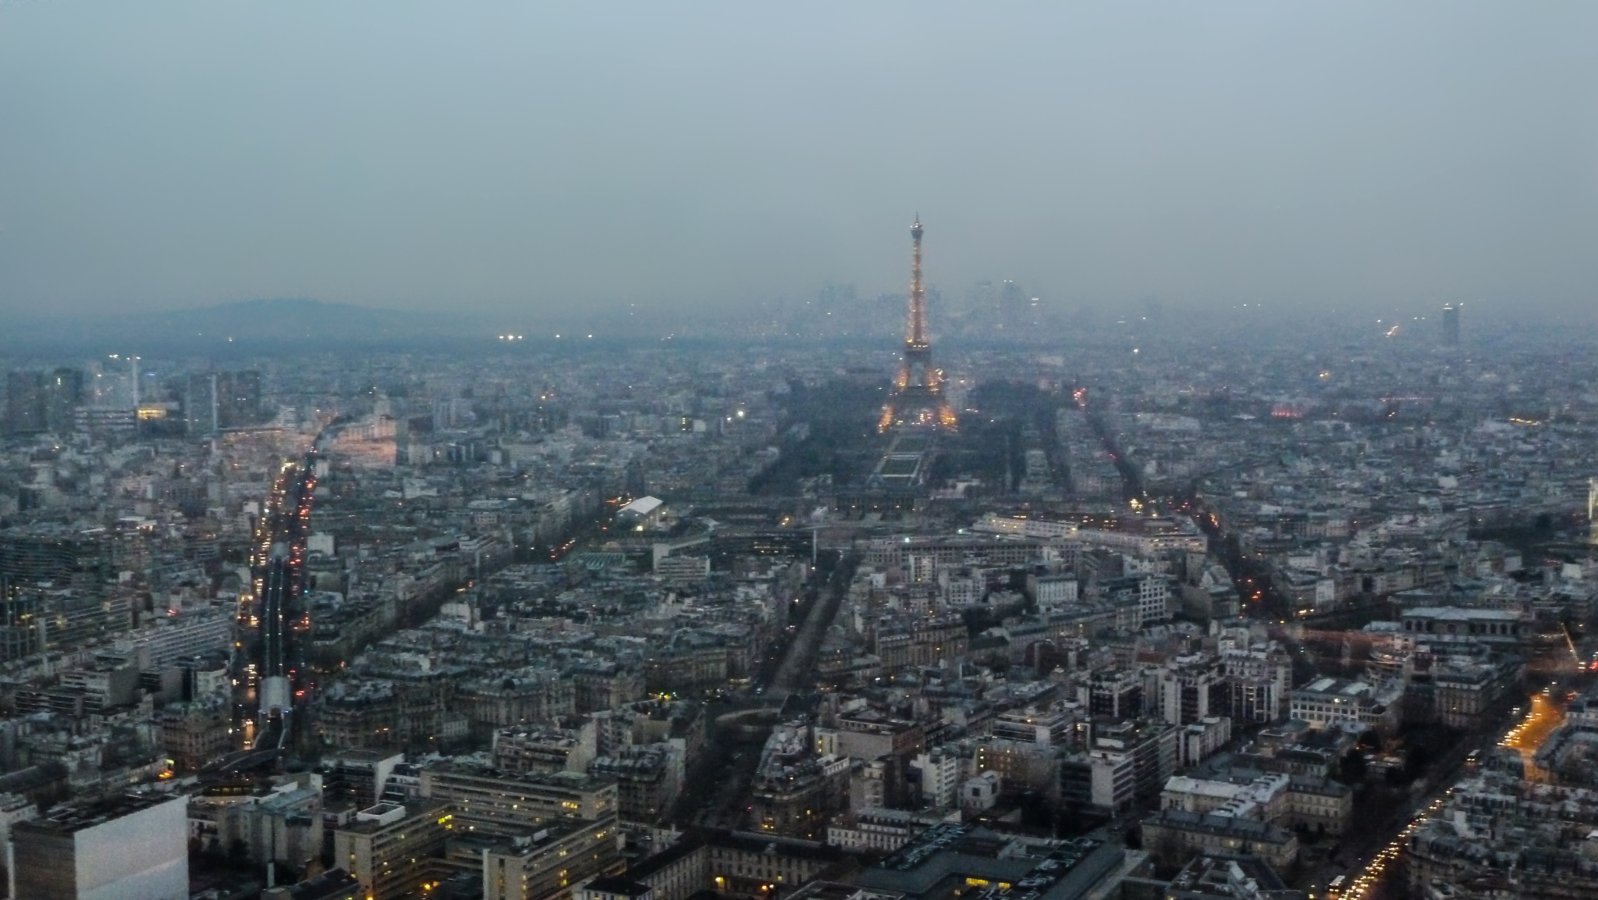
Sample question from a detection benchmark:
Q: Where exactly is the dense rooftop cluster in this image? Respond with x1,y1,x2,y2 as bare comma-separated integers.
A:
0,322,1595,899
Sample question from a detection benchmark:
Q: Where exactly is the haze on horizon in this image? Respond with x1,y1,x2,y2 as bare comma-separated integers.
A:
2,2,1596,323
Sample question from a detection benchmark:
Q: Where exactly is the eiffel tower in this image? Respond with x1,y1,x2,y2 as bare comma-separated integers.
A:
879,215,957,432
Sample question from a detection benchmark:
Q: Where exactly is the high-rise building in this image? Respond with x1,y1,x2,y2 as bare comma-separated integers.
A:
184,370,264,435
1152,655,1228,726
5,371,47,435
1441,303,1461,347
4,368,84,435
0,525,113,589
880,216,957,432
332,801,453,900
481,818,624,900
8,794,188,899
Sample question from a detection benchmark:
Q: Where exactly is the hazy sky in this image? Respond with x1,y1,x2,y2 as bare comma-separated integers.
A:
3,2,1597,320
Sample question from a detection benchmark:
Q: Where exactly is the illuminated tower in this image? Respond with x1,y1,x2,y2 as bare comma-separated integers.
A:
880,215,957,431
1441,303,1460,347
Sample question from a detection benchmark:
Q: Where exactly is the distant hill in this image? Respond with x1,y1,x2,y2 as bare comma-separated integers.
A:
2,298,490,356
133,298,470,341
0,297,772,358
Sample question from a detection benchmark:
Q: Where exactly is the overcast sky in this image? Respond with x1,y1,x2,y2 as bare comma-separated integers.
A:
3,2,1596,320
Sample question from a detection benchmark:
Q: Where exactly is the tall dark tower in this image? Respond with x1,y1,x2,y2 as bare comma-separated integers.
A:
1441,303,1461,347
880,216,957,431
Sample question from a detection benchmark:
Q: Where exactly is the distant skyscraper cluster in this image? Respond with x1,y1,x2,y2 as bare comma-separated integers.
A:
1,365,266,439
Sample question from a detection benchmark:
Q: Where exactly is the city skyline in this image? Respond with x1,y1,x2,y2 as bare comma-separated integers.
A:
6,5,1598,899
3,328,1597,899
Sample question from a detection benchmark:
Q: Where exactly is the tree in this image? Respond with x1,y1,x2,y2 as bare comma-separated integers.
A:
1405,744,1431,779
1339,749,1368,783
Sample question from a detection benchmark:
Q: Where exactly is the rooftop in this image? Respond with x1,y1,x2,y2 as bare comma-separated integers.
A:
14,793,183,836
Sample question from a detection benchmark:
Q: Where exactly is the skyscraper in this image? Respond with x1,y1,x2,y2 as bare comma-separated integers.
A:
184,370,265,435
1441,303,1461,347
9,794,188,899
3,368,84,436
